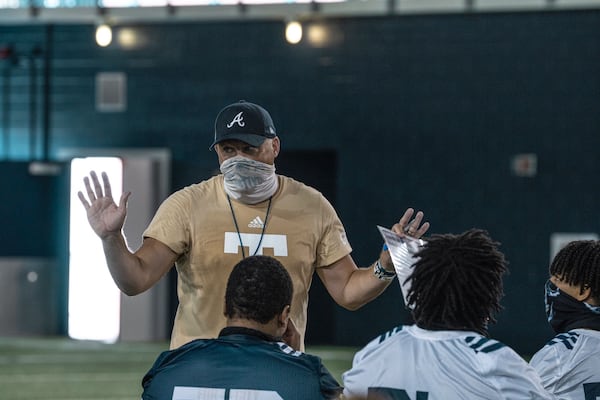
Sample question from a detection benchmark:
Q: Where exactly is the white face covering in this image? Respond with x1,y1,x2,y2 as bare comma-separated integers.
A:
220,155,278,204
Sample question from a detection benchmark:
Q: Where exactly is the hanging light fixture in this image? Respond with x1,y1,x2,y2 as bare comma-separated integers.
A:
95,23,113,47
285,20,303,44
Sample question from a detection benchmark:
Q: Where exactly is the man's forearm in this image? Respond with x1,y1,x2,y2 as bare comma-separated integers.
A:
101,232,147,295
341,265,395,310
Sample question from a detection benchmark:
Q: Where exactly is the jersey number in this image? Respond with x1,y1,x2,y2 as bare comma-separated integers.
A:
368,387,429,400
172,386,283,400
584,383,600,400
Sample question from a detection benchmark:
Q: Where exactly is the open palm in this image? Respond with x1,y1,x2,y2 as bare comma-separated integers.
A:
78,171,131,239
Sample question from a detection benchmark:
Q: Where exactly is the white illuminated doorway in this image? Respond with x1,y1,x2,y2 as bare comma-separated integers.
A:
68,157,123,343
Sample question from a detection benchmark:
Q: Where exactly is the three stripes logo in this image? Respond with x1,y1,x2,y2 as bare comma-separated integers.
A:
277,343,302,357
547,332,579,350
248,216,264,228
465,336,506,354
378,325,404,344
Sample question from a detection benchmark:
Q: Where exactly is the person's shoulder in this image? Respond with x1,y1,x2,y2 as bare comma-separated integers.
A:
531,329,600,385
275,342,312,359
451,334,537,381
538,329,600,356
367,325,511,356
574,328,600,340
278,175,321,194
273,342,342,399
354,325,407,358
277,175,330,202
274,342,326,367
539,331,584,353
168,176,222,200
374,324,407,345
142,339,213,391
180,175,222,192
152,338,213,368
461,334,510,355
459,334,537,377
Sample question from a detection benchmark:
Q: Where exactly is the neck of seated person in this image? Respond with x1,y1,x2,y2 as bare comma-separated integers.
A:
226,318,281,338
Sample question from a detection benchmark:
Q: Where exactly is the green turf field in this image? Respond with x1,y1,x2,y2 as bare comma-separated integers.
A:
0,337,356,399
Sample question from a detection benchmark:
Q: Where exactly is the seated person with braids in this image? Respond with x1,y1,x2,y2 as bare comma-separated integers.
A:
342,229,554,400
141,255,342,400
529,240,600,400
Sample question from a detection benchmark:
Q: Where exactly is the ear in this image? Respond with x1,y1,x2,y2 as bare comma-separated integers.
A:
278,304,290,327
577,285,593,302
272,136,281,158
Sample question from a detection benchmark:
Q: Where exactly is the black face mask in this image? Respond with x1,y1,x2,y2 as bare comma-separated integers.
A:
545,280,600,334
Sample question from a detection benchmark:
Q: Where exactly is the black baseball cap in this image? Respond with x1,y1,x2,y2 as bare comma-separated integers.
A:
209,100,277,150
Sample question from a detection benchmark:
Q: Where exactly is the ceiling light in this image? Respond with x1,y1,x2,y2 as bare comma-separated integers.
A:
95,24,113,47
285,21,302,44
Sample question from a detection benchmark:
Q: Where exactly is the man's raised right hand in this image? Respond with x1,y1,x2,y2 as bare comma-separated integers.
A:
77,171,131,239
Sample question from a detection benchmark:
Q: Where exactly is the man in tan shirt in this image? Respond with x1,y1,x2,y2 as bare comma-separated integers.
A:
78,100,429,349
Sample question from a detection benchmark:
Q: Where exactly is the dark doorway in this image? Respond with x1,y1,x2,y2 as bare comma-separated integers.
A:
277,150,338,345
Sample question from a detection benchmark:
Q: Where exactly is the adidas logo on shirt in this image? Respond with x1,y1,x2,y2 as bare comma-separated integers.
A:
248,216,264,229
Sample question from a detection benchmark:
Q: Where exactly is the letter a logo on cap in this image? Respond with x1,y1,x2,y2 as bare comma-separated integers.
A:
227,112,245,128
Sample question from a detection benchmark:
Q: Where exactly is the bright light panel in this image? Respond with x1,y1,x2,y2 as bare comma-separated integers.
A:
69,157,123,343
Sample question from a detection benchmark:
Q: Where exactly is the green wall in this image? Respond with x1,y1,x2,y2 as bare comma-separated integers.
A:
1,9,599,354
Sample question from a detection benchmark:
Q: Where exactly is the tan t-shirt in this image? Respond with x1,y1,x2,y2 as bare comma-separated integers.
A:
143,175,352,349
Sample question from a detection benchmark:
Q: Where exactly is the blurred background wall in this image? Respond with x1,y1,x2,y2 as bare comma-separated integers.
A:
0,4,599,356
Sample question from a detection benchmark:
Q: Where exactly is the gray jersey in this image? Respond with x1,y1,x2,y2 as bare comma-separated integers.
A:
342,324,554,400
530,329,600,400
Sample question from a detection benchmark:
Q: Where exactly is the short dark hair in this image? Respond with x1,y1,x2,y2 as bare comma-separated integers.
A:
407,229,508,336
225,255,293,324
550,240,600,299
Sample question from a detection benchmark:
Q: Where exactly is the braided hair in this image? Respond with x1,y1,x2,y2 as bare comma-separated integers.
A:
225,255,293,324
407,229,508,336
550,240,600,300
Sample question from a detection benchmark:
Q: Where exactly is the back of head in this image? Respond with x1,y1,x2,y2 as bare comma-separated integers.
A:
407,228,508,335
225,255,293,324
550,240,600,299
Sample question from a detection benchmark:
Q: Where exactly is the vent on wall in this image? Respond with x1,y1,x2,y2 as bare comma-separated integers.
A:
96,72,127,112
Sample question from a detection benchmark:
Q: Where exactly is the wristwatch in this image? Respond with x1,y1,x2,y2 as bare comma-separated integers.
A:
374,260,396,281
